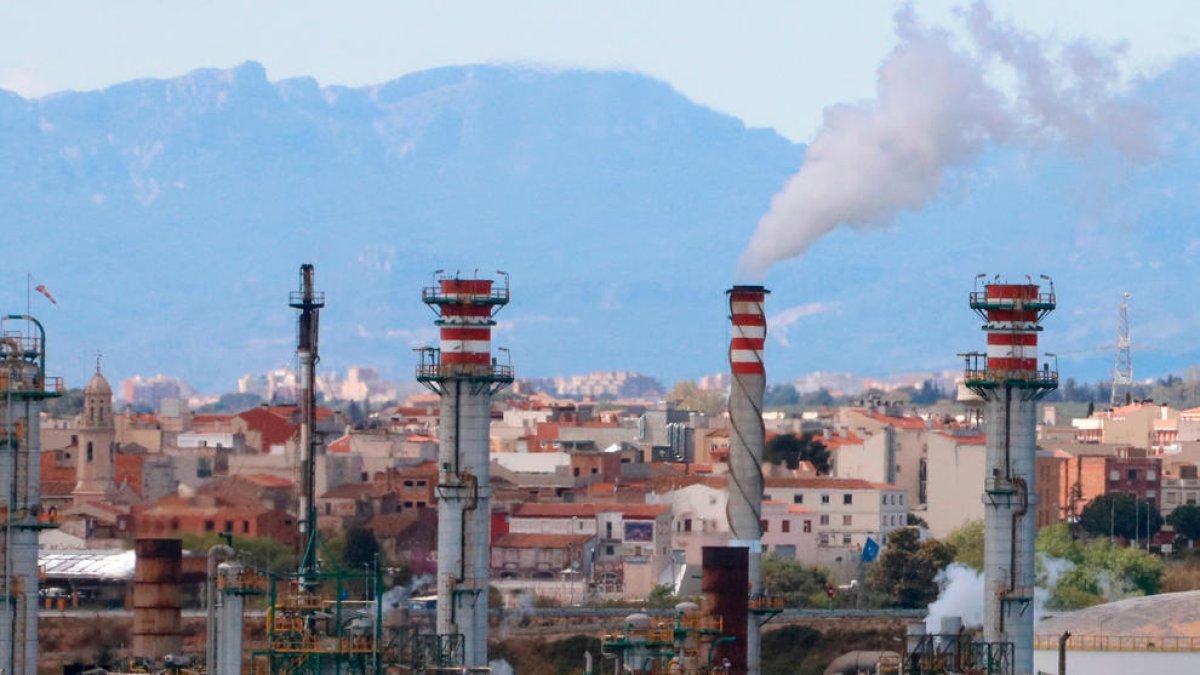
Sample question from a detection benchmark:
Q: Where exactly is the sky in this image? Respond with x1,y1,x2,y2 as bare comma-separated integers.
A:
2,1,1198,142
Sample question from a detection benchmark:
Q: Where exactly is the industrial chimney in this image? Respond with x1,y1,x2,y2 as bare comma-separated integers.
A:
964,278,1057,675
417,272,513,668
0,314,61,675
726,285,768,675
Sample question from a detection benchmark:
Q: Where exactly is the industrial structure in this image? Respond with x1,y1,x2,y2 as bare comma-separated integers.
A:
963,278,1057,675
416,272,513,669
290,263,325,582
0,314,61,675
1110,291,1133,407
725,285,769,675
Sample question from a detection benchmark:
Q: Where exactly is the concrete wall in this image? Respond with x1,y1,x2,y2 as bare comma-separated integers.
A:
925,434,985,538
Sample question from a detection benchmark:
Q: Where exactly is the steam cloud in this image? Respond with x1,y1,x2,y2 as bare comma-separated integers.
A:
737,3,1156,279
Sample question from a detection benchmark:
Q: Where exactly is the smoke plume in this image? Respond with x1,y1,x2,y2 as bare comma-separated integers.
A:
737,3,1156,280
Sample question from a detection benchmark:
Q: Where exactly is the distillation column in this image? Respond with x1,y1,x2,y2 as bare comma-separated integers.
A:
289,264,324,579
417,274,513,668
965,281,1057,675
726,285,769,675
0,315,61,675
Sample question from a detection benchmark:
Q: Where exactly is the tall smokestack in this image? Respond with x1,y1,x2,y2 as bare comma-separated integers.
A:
726,285,768,675
964,278,1057,675
289,264,324,581
417,272,513,668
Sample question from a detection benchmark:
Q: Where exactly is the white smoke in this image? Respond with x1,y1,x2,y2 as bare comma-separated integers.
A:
925,563,985,631
737,3,1156,279
489,659,516,675
925,554,1077,632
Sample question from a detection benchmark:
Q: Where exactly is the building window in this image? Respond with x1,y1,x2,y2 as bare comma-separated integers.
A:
1148,471,1157,481
404,480,414,487
842,534,852,545
242,520,250,534
899,494,904,505
819,534,829,546
761,519,769,532
1128,469,1138,481
205,520,215,532
843,515,852,526
684,518,693,533
86,442,93,462
803,520,812,533
793,494,803,504
782,520,791,533
819,514,829,526
224,520,233,533
843,494,853,505
1110,470,1120,481
591,468,599,475
606,522,613,538
821,494,830,504
573,468,581,477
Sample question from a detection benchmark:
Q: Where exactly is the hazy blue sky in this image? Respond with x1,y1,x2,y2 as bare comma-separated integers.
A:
2,1,1196,141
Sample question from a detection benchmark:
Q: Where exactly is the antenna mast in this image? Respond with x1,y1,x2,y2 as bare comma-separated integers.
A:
1111,292,1132,407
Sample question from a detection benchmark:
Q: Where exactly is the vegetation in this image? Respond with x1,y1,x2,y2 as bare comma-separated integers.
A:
1167,504,1200,544
764,433,830,474
945,520,984,572
341,527,383,570
868,527,955,608
667,380,727,416
762,555,832,607
1036,523,1164,609
1078,493,1163,543
45,387,84,417
179,532,298,575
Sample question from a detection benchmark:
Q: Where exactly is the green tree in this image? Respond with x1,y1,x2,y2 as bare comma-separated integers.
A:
343,527,382,570
1079,493,1163,543
762,554,830,607
180,533,298,575
1167,504,1200,543
668,380,726,416
45,388,84,417
945,520,984,572
764,433,831,474
868,527,955,608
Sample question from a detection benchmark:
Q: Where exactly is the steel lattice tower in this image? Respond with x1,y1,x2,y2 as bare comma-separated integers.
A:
1110,291,1133,408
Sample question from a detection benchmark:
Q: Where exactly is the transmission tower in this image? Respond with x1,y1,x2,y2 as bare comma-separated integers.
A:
1111,291,1133,407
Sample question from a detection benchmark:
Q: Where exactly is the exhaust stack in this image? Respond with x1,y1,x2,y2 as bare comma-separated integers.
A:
726,285,768,675
964,278,1057,675
417,272,513,668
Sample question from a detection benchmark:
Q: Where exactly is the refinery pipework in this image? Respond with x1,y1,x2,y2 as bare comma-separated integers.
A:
725,285,769,675
0,315,61,675
964,277,1057,675
417,271,514,668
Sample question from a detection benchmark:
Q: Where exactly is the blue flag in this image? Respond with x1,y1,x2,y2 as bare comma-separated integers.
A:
862,537,880,563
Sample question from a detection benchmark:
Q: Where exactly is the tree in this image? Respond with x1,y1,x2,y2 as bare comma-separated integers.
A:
667,380,726,416
180,532,297,575
907,513,929,529
343,527,382,570
910,380,946,405
1078,493,1163,543
945,520,984,572
868,527,955,608
762,554,830,607
764,433,831,474
1167,504,1200,543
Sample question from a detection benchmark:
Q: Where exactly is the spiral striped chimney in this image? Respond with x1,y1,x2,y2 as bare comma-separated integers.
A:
726,284,768,675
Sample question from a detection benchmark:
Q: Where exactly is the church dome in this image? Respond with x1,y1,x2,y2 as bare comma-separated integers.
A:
85,371,112,396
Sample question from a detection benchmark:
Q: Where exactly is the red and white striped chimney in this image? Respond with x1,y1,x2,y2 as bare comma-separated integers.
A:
436,279,497,373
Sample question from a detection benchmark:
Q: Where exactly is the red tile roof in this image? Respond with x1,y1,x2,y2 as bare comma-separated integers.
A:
868,413,927,430
328,435,352,453
240,473,294,488
493,533,593,549
237,407,298,450
611,503,670,519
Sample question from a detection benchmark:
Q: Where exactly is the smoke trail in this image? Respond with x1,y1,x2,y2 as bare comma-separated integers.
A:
925,554,1079,631
737,3,1155,280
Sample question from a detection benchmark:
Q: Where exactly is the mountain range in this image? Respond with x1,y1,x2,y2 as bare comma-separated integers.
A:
3,60,1200,393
